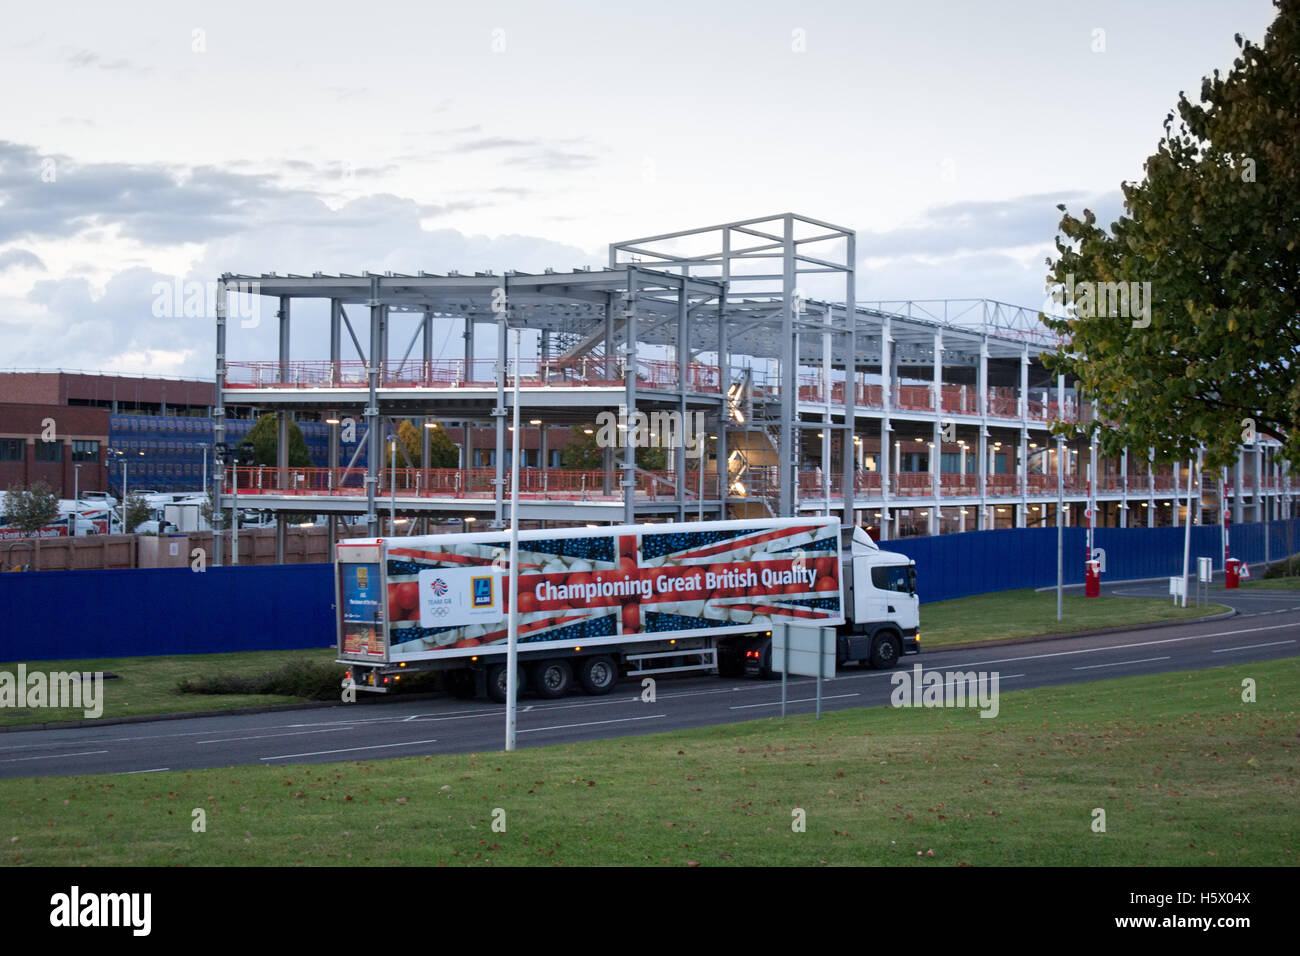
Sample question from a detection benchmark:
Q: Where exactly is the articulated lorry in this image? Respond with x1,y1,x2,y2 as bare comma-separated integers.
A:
335,516,918,701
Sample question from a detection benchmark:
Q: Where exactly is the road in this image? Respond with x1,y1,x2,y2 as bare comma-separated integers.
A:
1,585,1297,778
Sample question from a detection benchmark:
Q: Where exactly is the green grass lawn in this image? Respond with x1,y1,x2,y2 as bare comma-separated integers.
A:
1236,575,1300,590
919,588,1227,648
0,648,338,728
1,657,1294,866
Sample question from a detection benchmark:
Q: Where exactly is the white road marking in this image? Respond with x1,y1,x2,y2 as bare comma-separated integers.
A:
120,767,169,774
934,620,1300,670
259,738,439,761
196,727,352,745
517,714,664,733
0,749,108,763
1073,656,1171,671
1211,640,1297,654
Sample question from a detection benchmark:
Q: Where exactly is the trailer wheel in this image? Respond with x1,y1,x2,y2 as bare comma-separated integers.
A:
869,633,902,670
486,663,526,703
578,655,618,695
531,660,573,699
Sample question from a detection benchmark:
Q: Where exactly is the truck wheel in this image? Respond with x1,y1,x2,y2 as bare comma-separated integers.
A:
486,663,525,703
578,656,618,695
869,633,902,670
531,660,573,699
717,650,744,678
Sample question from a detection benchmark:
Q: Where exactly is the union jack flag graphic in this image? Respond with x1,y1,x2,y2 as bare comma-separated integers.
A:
381,521,842,657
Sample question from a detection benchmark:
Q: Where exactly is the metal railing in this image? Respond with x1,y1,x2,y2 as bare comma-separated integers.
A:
224,358,721,393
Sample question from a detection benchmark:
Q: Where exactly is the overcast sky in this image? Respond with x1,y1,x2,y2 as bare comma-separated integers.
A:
0,0,1280,377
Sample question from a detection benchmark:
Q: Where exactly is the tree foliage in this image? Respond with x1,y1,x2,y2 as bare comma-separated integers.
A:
123,494,153,534
394,420,460,469
1041,0,1300,468
2,481,59,533
242,414,313,468
559,428,667,471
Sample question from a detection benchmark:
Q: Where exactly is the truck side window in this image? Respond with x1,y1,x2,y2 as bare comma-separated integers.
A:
871,566,911,593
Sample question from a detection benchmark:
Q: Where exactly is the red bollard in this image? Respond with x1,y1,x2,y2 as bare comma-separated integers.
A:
1225,558,1240,589
1085,559,1101,598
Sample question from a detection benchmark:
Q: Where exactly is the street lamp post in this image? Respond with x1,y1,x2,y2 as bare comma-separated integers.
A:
506,328,523,752
1056,438,1064,622
72,463,81,537
390,435,397,535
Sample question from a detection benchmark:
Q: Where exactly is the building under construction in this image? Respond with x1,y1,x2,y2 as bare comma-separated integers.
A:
210,213,1294,565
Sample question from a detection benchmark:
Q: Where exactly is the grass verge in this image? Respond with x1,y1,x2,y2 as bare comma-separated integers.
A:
919,588,1228,647
0,648,338,728
1236,576,1300,590
0,657,1295,866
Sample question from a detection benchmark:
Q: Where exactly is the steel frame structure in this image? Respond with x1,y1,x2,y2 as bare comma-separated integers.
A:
210,212,1294,565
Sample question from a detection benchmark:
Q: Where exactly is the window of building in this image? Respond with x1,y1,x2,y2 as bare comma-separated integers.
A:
35,440,62,462
0,439,22,462
72,440,100,462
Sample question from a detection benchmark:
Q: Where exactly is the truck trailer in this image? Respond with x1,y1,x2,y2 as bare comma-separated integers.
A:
335,516,918,700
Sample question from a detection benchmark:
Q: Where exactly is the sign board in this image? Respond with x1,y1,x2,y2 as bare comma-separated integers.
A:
1197,557,1214,583
771,624,836,679
1239,562,1251,579
337,545,385,659
1168,576,1186,598
418,566,507,627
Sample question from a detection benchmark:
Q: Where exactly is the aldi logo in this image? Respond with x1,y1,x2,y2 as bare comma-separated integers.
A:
415,566,505,627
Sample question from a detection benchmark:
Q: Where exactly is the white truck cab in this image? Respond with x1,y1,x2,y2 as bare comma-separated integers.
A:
841,526,919,666
744,525,919,676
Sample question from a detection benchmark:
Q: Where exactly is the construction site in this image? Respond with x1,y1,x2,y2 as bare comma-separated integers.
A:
210,213,1295,565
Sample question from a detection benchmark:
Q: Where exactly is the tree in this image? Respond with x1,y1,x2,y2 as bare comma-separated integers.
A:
242,414,313,467
1041,0,1299,468
426,424,460,469
2,481,59,533
394,420,460,469
560,429,602,471
559,428,668,471
123,494,153,533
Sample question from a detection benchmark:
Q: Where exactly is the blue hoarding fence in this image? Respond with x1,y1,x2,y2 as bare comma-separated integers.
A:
1,519,1296,662
0,562,336,664
883,518,1300,605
